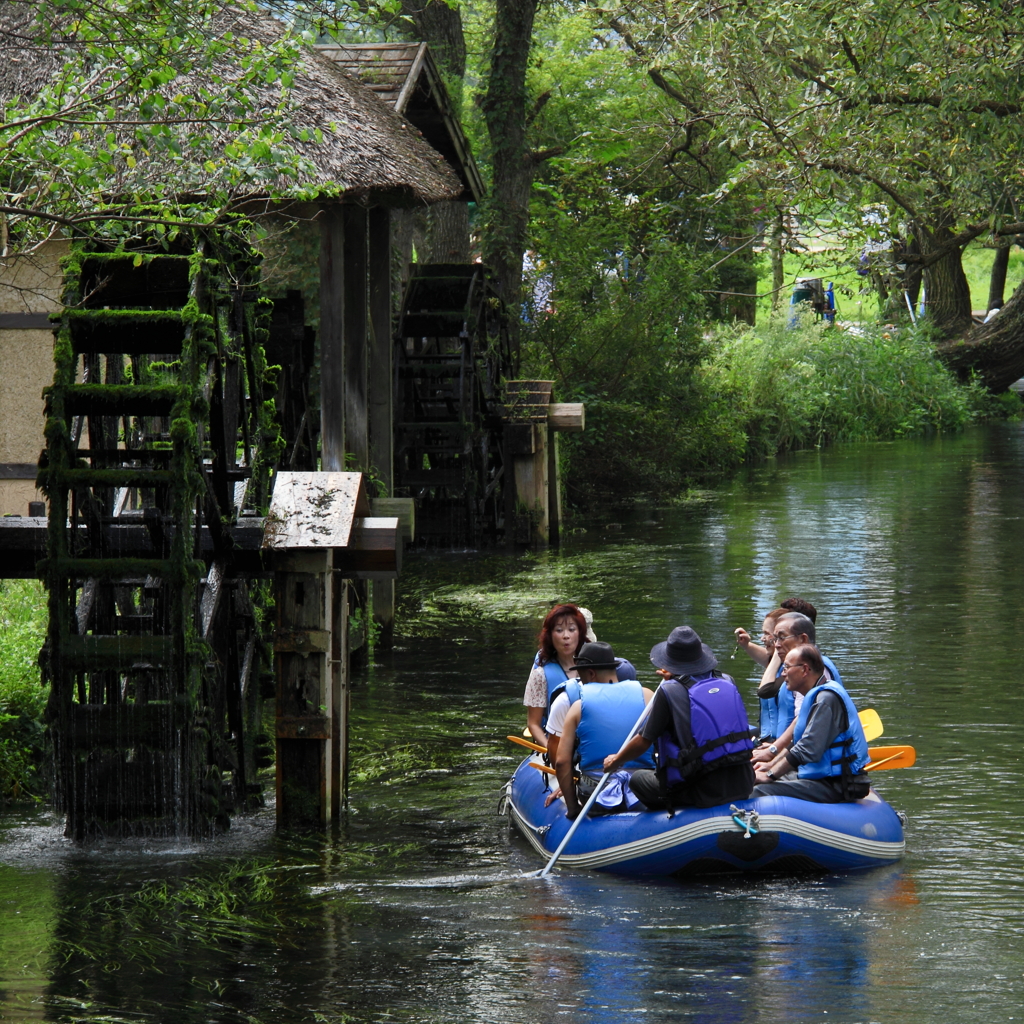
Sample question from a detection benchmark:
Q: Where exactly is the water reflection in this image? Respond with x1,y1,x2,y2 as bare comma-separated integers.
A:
3,425,1024,1021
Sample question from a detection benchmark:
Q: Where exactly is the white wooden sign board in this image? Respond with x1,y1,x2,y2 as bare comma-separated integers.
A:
262,471,371,550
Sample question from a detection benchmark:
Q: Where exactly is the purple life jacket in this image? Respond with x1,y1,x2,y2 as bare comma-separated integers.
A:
655,673,755,789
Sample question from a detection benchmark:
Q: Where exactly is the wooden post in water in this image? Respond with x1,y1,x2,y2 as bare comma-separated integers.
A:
503,383,584,547
367,206,396,646
272,547,335,827
342,206,370,664
319,206,345,471
263,472,375,828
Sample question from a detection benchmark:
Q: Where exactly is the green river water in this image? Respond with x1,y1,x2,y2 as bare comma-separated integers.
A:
2,423,1024,1023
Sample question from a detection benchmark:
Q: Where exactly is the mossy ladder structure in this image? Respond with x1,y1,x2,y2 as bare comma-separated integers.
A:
41,235,279,838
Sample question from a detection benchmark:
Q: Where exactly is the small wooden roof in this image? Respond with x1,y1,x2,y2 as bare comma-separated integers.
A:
315,42,485,202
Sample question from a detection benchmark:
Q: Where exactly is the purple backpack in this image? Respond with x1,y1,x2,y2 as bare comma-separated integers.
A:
656,674,754,789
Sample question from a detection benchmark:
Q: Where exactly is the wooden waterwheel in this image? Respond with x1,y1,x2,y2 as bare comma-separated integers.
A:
40,228,280,838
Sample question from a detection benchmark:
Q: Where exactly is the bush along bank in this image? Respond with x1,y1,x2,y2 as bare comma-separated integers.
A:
0,581,49,803
553,316,1016,506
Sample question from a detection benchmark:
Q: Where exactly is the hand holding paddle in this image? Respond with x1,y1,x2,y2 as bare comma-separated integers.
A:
530,699,654,879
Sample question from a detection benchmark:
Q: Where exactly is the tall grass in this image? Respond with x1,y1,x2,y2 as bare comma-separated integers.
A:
0,580,48,801
706,314,1003,460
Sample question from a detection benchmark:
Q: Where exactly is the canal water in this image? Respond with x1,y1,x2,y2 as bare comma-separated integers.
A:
3,423,1024,1024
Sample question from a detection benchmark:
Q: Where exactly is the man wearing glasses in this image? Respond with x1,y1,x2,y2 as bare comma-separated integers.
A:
751,645,870,803
754,611,842,759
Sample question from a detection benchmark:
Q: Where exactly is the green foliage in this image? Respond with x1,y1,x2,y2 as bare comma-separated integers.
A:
0,581,48,802
707,315,995,459
1,0,317,255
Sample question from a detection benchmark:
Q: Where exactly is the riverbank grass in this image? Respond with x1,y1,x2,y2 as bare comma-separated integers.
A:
0,581,48,802
708,315,1003,459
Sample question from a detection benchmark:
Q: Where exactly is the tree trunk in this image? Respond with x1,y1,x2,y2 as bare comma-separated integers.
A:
427,201,471,262
481,0,539,337
903,231,922,309
401,0,466,84
936,275,1024,390
770,209,784,312
988,244,1010,312
399,1,472,264
920,225,973,338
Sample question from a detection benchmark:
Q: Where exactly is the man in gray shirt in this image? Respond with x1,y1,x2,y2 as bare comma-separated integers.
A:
752,644,870,803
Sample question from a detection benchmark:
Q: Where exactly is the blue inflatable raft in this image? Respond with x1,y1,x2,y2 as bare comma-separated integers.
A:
506,757,905,875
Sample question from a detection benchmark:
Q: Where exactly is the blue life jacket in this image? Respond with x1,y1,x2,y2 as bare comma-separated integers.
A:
760,655,841,740
657,673,754,789
536,658,569,729
538,655,637,727
576,681,655,776
549,678,582,712
793,681,869,784
758,694,780,742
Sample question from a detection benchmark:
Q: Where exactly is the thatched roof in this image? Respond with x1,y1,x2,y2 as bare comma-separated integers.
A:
0,1,463,206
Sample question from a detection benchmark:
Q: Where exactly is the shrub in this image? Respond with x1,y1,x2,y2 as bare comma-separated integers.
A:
0,580,48,802
706,314,995,459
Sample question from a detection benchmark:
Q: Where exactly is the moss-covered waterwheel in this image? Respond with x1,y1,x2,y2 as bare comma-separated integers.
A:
40,229,281,839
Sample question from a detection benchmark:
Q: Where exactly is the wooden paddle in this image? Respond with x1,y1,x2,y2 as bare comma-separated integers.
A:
865,745,916,772
858,708,883,742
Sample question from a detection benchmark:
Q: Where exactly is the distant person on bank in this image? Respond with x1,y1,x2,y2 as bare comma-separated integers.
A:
555,642,655,820
752,645,870,803
603,626,755,811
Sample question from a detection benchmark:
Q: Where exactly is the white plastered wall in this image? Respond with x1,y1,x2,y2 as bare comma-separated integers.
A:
0,241,66,516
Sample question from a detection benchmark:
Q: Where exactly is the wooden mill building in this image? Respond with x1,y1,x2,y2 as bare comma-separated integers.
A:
0,4,582,838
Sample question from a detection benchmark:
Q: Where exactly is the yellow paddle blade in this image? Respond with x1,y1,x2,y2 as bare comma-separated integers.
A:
530,761,557,776
865,745,916,772
859,708,883,742
508,734,547,754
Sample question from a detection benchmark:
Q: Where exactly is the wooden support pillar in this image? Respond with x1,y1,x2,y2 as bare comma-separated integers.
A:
343,205,369,471
367,206,395,648
547,429,561,548
264,472,376,830
273,549,334,828
503,387,584,549
331,571,349,818
319,206,345,471
368,206,393,494
342,206,370,664
505,381,553,548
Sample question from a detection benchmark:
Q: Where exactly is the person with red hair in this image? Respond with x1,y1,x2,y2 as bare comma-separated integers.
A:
522,603,588,746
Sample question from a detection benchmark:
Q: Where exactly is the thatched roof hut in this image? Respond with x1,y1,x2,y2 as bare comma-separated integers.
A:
0,1,463,206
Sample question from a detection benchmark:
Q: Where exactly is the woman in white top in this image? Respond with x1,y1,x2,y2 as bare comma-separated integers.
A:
521,603,591,747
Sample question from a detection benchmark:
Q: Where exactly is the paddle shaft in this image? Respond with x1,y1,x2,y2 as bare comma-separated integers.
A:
537,699,654,879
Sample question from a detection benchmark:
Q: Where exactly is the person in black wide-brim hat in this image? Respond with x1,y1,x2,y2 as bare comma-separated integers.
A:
649,626,718,677
603,626,756,811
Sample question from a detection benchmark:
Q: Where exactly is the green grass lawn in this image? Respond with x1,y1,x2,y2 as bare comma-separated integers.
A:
755,241,1024,323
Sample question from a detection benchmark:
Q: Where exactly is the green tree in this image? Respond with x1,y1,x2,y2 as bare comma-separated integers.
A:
604,0,1024,387
1,0,316,256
